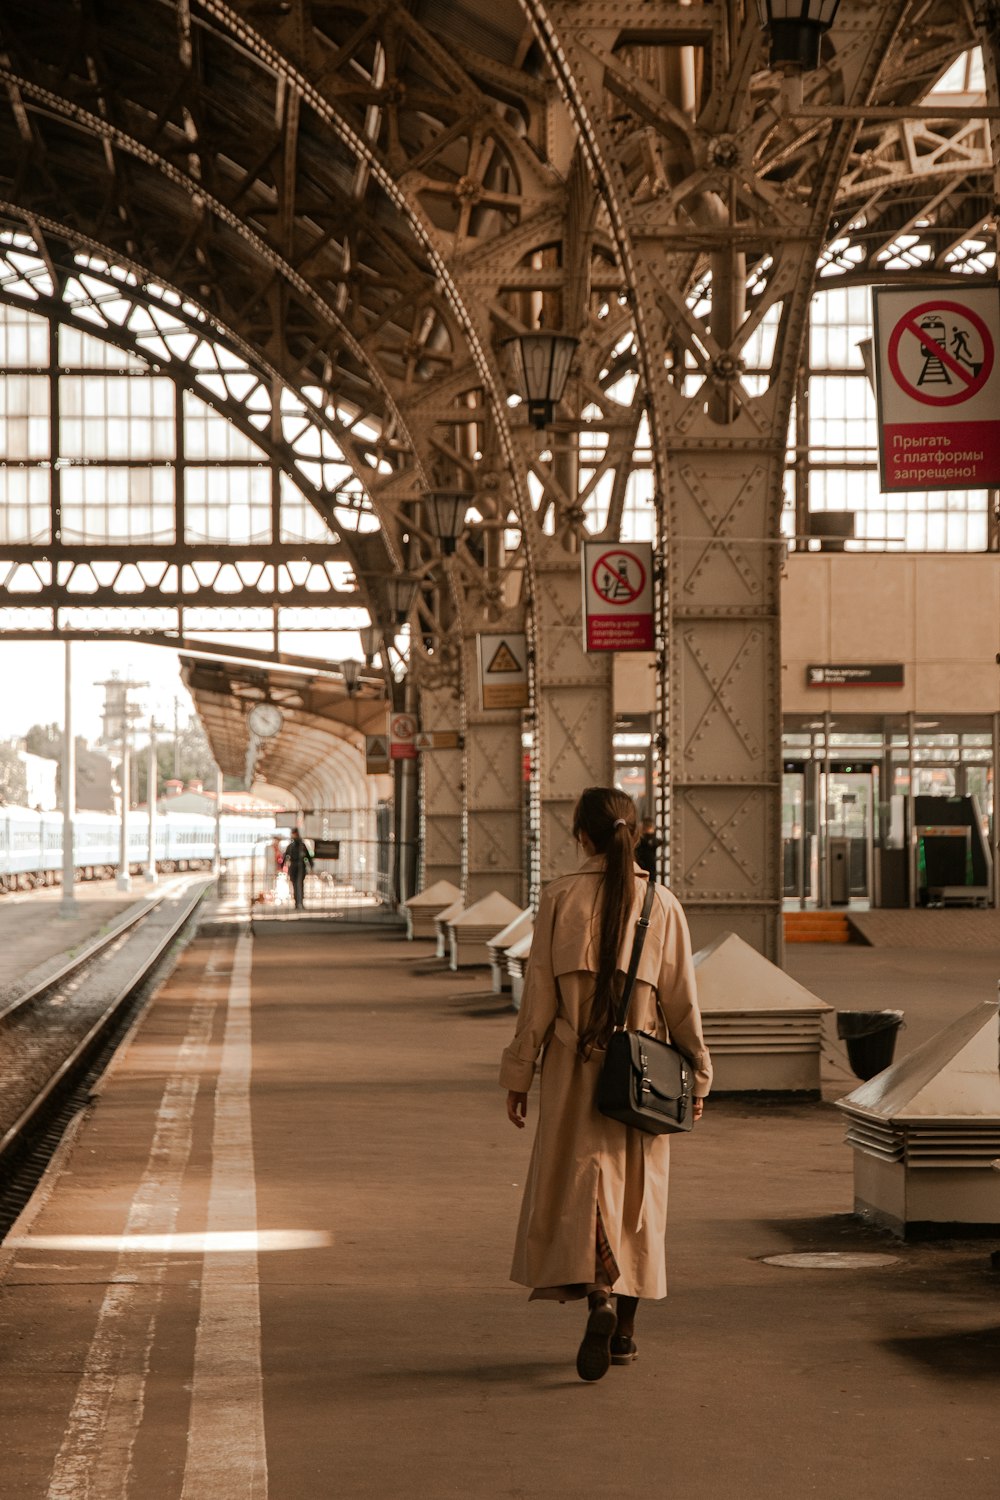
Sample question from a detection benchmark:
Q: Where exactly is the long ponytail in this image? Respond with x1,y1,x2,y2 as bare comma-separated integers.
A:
573,786,639,1058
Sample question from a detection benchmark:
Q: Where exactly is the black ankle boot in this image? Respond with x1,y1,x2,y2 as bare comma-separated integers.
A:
576,1296,616,1382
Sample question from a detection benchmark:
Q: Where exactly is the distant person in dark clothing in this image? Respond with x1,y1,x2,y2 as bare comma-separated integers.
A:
283,827,313,911
634,818,659,878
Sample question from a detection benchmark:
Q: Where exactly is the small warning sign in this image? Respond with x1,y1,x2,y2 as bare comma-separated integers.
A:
582,540,654,653
486,640,522,675
873,285,1000,491
365,734,390,774
478,632,528,710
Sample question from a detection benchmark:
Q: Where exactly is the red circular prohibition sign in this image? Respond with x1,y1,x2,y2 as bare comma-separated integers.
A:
591,549,646,606
887,299,994,407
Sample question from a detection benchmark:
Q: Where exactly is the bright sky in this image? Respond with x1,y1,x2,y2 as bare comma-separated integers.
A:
0,627,374,748
0,641,192,746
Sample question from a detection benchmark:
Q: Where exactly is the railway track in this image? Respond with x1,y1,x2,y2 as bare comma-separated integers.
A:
0,876,213,1235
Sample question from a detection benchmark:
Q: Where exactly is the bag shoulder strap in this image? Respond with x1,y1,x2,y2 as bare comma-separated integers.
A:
612,879,656,1032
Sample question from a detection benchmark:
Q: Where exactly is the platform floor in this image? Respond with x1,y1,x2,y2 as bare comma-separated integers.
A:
0,917,998,1499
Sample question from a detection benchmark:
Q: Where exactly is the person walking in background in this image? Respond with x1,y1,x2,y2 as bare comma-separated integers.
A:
500,786,711,1382
283,826,313,911
634,815,659,878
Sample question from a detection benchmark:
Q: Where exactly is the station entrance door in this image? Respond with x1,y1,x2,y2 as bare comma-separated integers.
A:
783,760,877,907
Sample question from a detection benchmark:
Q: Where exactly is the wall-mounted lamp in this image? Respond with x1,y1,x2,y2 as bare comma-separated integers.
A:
502,331,579,429
359,624,383,666
340,659,362,697
424,490,471,555
754,0,841,73
386,576,420,625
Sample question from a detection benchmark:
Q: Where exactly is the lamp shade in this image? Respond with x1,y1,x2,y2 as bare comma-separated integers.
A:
340,658,361,696
359,624,382,664
754,0,840,71
386,576,420,624
424,490,470,554
503,331,579,429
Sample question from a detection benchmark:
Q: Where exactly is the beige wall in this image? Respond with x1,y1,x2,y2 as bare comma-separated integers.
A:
782,554,1000,716
613,555,1000,718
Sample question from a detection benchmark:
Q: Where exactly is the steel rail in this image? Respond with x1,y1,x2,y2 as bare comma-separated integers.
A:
0,887,175,1025
0,879,212,1170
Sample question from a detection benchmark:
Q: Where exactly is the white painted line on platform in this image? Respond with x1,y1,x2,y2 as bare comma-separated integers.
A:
181,926,268,1500
43,944,223,1500
13,1229,331,1253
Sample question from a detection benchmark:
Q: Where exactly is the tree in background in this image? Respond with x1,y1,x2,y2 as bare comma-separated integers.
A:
0,745,28,805
21,714,239,808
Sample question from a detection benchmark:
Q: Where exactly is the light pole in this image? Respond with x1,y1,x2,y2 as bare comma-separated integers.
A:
59,641,78,918
117,728,131,892
145,718,158,885
213,764,223,878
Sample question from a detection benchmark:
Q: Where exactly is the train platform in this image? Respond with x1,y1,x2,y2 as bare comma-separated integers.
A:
0,914,998,1499
0,882,154,996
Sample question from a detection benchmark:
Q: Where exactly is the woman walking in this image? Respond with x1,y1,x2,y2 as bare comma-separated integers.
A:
500,786,712,1382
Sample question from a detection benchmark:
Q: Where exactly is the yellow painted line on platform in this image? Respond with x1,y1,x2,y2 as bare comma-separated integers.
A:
181,926,268,1500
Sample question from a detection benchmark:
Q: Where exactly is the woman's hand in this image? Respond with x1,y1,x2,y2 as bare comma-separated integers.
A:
507,1091,528,1128
692,1097,705,1123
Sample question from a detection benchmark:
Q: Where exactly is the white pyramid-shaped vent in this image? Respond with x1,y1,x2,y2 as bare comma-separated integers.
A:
432,896,468,954
403,879,462,940
450,892,523,931
488,910,532,995
403,879,461,910
449,892,524,970
837,1001,1000,1233
489,909,532,950
693,932,829,1094
837,1000,1000,1123
694,932,831,1014
436,898,466,926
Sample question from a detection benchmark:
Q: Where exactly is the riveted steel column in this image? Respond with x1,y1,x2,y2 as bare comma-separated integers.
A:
417,680,464,892
462,621,526,906
533,541,614,884
663,444,784,957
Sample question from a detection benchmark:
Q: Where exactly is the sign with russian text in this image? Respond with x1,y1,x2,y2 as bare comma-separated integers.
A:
414,730,461,751
389,713,418,761
873,285,1000,491
807,664,904,688
582,541,654,652
477,633,529,710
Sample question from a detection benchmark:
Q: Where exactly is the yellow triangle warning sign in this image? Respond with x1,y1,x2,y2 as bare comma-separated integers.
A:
487,640,522,674
368,735,388,758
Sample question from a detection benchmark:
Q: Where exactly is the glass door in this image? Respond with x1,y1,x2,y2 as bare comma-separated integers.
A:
823,766,875,903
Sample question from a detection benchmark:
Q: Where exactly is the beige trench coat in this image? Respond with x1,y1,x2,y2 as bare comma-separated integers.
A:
499,858,712,1300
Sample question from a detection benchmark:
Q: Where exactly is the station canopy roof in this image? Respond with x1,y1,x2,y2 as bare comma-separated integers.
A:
180,654,390,811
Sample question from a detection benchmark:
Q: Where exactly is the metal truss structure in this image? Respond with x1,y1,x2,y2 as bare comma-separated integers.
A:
0,1,997,949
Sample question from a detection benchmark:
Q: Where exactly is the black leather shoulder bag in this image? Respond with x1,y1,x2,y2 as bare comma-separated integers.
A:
596,880,694,1135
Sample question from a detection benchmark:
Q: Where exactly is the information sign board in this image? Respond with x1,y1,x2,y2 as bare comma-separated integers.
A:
477,633,529,710
872,285,1000,490
582,541,654,652
807,664,904,688
414,731,461,751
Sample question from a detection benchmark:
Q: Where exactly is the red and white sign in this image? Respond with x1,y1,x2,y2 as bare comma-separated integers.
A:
390,711,418,761
582,541,655,653
873,286,1000,491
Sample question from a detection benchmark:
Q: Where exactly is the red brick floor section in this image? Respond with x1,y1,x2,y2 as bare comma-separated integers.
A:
847,908,1000,950
0,916,996,1498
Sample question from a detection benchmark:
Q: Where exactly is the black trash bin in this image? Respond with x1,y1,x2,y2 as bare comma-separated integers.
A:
836,1010,905,1081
